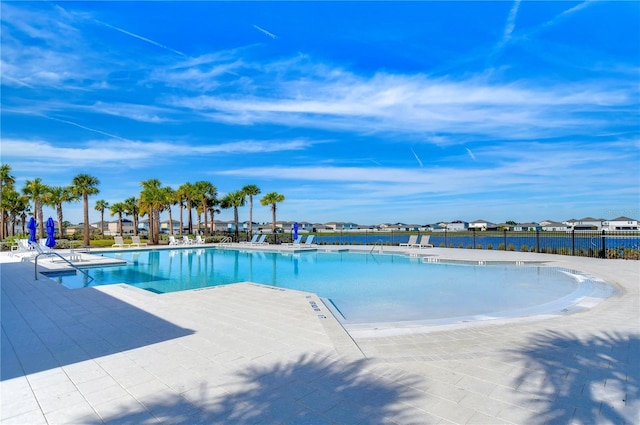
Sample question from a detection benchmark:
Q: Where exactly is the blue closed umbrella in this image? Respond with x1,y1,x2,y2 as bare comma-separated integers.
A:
27,217,37,244
293,222,299,241
46,217,56,248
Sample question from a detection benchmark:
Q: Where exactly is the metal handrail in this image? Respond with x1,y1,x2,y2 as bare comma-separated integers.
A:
369,239,384,254
219,236,233,245
32,246,94,283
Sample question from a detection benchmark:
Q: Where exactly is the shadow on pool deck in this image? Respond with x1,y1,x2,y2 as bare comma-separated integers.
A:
1,263,194,382
510,330,640,425
86,354,427,424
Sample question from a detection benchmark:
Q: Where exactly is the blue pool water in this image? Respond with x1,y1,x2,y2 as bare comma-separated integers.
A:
49,248,614,325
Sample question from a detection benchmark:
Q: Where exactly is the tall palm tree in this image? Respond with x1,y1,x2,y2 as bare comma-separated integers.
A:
71,174,100,247
139,179,165,245
178,182,195,235
260,192,285,243
162,187,175,236
43,186,78,238
208,201,221,235
221,191,246,240
193,181,217,235
109,202,126,236
2,189,28,237
123,197,140,236
94,200,109,236
22,178,50,239
1,164,16,239
174,185,188,236
242,184,261,239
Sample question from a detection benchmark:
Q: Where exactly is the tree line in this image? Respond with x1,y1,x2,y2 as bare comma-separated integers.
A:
0,164,285,246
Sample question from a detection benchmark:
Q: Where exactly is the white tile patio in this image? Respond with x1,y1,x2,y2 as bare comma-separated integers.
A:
1,247,638,424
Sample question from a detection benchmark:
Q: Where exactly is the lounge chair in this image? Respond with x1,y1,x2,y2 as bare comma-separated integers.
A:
112,236,130,248
240,234,259,244
10,239,36,260
399,235,419,247
300,235,317,247
169,235,181,245
414,235,434,248
250,234,268,245
130,236,147,247
182,236,194,245
195,235,205,245
282,236,302,247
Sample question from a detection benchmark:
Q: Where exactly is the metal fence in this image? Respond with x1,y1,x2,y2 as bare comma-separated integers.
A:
304,230,640,259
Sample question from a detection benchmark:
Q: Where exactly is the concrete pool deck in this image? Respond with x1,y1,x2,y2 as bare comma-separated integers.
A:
1,247,638,424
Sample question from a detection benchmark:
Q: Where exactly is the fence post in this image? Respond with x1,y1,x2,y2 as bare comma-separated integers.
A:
571,229,575,256
444,229,448,247
536,229,540,253
472,228,476,249
503,229,507,250
601,229,606,258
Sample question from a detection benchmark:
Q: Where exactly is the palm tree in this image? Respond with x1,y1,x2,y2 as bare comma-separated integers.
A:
1,164,16,239
178,182,195,235
193,181,217,235
208,201,221,235
260,192,285,243
94,200,109,236
123,197,140,236
22,178,50,239
221,191,246,240
242,184,261,239
71,174,100,247
2,189,28,237
109,202,126,236
161,187,175,236
174,186,188,236
139,179,165,245
43,186,78,238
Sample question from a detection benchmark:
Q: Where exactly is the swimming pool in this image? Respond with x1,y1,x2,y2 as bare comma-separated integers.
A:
50,248,615,325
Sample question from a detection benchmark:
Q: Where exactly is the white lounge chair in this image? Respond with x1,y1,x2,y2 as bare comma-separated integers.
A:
10,239,36,260
169,235,181,245
195,235,205,245
182,235,194,245
250,235,268,245
300,235,317,247
414,235,434,248
112,236,130,248
240,234,259,244
283,236,302,247
130,236,147,247
399,235,419,247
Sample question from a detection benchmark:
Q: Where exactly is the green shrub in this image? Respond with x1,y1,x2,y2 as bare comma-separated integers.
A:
498,243,506,250
520,244,529,252
487,243,493,250
507,244,515,251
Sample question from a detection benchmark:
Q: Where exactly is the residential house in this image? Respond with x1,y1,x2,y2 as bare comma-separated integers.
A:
105,219,135,236
160,220,181,234
602,216,639,231
445,221,469,231
323,222,359,231
512,222,542,232
469,219,497,231
565,217,604,231
539,220,569,231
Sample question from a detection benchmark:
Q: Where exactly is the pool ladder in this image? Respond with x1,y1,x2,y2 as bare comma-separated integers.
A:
370,240,384,254
34,251,94,284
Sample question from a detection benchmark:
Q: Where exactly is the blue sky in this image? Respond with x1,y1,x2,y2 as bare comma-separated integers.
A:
2,1,639,225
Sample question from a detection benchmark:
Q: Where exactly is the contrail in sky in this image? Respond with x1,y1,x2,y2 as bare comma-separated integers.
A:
253,24,278,39
502,0,521,45
44,115,130,141
466,148,477,161
96,20,188,57
410,148,424,167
